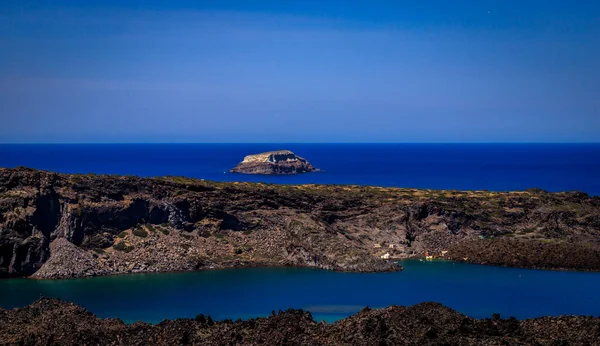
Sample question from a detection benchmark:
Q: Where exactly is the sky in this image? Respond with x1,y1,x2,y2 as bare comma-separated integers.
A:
0,0,599,143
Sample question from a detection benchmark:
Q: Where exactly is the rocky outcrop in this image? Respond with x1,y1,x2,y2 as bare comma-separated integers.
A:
1,167,600,278
2,298,600,345
446,237,600,270
230,150,318,174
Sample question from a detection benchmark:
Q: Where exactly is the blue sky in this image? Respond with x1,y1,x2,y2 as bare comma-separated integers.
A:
1,0,599,143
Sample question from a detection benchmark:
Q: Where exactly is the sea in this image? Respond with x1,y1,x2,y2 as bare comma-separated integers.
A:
0,143,599,195
1,143,600,323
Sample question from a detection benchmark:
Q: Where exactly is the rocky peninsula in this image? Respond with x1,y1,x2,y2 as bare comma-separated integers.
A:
2,298,600,345
230,150,318,174
1,167,600,279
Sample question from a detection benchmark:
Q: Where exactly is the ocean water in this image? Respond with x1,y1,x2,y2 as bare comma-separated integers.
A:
1,261,600,323
0,143,599,195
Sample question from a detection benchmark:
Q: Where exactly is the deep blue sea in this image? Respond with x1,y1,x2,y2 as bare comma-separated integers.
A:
1,261,600,323
0,143,599,195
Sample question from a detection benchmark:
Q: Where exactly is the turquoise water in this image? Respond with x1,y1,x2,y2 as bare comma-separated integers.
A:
2,260,600,323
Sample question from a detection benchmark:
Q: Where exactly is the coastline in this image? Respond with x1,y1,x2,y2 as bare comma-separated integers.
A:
1,167,600,279
27,260,403,281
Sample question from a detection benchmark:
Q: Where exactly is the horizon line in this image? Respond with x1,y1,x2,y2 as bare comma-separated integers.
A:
0,142,599,145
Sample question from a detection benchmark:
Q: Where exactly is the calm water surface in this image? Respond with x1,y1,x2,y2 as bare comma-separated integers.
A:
2,260,599,323
1,143,599,195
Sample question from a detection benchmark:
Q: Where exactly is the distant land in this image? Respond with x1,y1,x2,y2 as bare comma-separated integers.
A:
1,167,600,279
230,150,319,175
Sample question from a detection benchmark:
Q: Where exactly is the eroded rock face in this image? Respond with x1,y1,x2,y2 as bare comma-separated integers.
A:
2,299,600,345
230,150,319,174
1,167,600,279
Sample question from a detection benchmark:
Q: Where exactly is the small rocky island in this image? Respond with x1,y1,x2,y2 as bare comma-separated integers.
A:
230,150,318,175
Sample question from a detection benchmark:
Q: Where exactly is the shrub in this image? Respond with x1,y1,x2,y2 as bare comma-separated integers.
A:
117,231,128,238
132,228,148,238
160,228,170,235
113,242,134,252
113,242,126,251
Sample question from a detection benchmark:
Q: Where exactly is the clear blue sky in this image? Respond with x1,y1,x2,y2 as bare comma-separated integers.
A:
1,0,599,143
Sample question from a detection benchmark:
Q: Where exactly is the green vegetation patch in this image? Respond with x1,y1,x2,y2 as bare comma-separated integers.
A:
113,242,135,253
132,228,148,238
117,231,128,238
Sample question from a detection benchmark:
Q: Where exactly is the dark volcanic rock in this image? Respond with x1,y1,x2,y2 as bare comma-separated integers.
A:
1,167,600,279
1,298,600,345
447,237,600,270
230,150,318,174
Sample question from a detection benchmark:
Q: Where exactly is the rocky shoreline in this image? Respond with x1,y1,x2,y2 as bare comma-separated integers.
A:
1,167,600,279
446,237,600,271
1,298,599,345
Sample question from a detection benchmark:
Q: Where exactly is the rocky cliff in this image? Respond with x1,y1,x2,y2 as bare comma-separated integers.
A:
2,298,600,345
1,167,600,279
230,150,318,174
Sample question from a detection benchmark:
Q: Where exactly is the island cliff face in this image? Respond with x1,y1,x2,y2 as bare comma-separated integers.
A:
1,167,600,279
2,298,600,345
230,150,318,174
